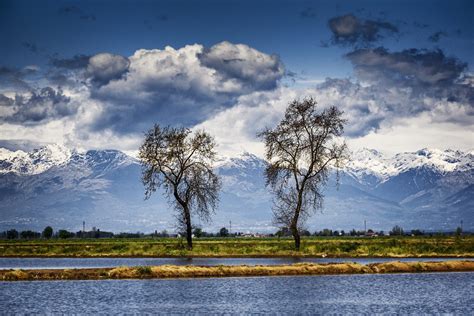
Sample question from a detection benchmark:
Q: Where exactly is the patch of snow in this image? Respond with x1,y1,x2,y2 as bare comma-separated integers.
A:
0,144,137,175
0,144,72,175
0,145,472,182
345,147,472,183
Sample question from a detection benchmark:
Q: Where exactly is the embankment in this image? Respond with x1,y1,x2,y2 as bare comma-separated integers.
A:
1,260,473,281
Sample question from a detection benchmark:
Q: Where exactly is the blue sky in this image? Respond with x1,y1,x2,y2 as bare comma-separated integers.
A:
0,0,473,155
2,0,473,77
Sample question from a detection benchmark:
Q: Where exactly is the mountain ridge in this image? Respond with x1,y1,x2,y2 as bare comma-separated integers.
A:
2,144,472,177
0,144,472,232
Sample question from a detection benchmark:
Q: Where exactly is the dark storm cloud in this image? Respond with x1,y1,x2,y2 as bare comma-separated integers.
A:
46,54,92,87
85,53,130,86
312,47,474,137
0,94,14,106
328,14,399,47
89,94,215,135
0,66,36,77
346,47,467,89
0,66,36,91
37,55,91,88
50,54,91,70
199,41,284,91
314,77,427,136
86,42,285,134
346,47,474,107
45,71,81,88
1,87,77,124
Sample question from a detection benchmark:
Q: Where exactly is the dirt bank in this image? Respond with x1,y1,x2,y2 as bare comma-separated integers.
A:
1,260,473,281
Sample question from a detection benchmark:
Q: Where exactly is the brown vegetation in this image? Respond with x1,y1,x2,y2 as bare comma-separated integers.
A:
1,260,473,281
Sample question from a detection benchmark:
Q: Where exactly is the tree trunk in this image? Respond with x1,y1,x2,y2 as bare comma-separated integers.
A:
290,206,301,251
173,187,193,250
184,205,193,250
291,188,304,251
291,223,300,251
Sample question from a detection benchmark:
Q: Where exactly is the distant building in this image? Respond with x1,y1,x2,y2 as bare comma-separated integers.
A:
241,233,266,238
365,229,378,237
76,228,113,238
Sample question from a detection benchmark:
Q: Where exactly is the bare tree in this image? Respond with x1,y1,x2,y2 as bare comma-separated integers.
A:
139,125,221,249
258,98,348,250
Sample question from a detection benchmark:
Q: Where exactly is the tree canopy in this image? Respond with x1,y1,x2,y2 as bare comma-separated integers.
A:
259,98,348,250
139,125,221,249
42,226,53,239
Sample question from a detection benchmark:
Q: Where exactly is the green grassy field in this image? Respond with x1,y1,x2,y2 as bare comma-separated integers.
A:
1,236,473,257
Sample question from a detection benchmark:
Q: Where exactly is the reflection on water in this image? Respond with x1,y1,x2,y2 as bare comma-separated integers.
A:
1,273,472,314
0,257,471,270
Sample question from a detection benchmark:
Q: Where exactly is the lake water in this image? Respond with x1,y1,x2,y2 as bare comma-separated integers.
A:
1,273,472,314
0,257,471,270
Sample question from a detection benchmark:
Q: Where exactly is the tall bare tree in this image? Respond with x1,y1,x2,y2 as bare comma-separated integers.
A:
139,125,221,249
258,98,348,250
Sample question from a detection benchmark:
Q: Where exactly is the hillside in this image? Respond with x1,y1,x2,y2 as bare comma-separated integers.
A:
0,145,472,232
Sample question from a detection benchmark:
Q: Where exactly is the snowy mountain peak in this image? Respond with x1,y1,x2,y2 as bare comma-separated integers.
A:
31,143,72,163
0,145,472,180
0,144,140,175
394,148,468,173
353,148,383,158
84,149,137,168
0,143,72,175
0,148,25,160
346,147,473,182
346,148,397,181
415,148,440,156
216,151,266,170
0,145,472,232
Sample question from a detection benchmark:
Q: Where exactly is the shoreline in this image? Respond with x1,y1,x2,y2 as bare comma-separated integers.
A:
1,261,473,281
0,254,473,258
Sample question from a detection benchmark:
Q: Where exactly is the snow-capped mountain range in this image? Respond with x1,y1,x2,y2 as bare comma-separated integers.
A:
0,144,74,175
2,144,471,180
346,148,473,182
0,144,472,232
0,144,136,175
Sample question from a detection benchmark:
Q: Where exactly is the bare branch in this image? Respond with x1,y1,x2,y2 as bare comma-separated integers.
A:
139,124,221,249
258,98,349,250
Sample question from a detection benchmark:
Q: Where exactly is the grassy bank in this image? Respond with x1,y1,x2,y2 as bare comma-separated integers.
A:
1,261,473,281
0,236,473,258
